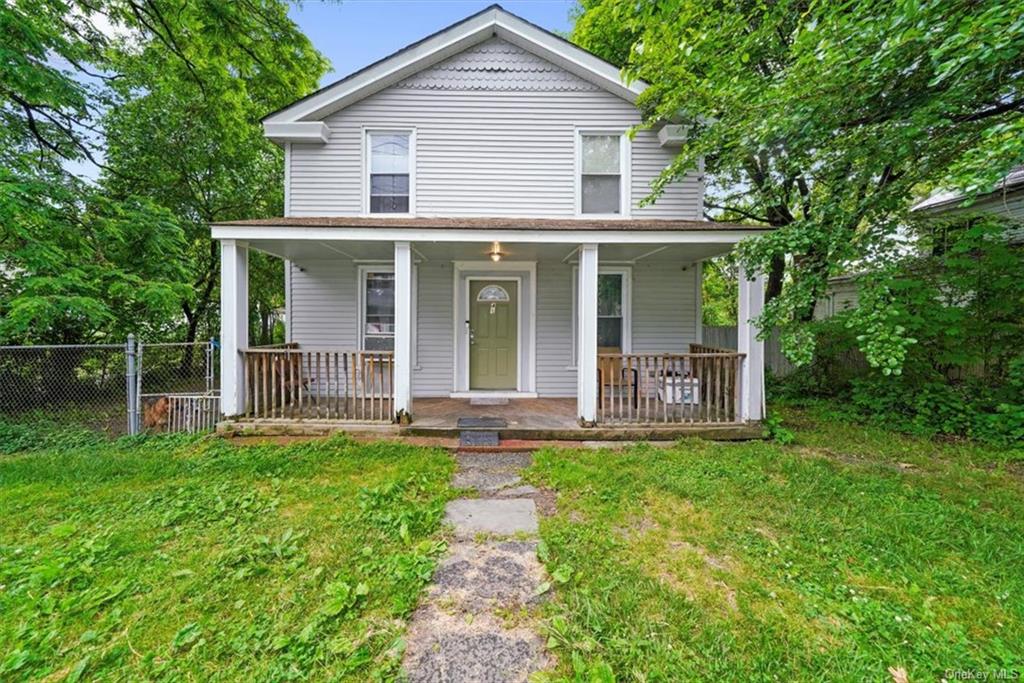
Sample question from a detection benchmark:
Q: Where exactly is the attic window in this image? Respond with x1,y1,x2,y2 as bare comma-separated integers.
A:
368,131,412,214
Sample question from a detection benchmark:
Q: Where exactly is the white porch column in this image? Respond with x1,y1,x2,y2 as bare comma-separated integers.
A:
393,241,413,421
737,264,766,421
577,243,599,424
220,239,248,416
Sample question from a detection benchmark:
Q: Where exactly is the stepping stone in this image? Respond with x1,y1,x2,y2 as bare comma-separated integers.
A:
429,540,546,612
452,468,521,492
445,498,538,536
460,430,499,447
495,484,540,498
458,416,507,429
403,605,551,683
456,452,532,470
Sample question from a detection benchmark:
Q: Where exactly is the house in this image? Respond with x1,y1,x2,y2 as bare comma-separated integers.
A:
912,164,1024,245
212,5,770,437
816,166,1024,320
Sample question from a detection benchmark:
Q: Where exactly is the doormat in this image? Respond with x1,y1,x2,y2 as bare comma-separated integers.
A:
457,416,507,429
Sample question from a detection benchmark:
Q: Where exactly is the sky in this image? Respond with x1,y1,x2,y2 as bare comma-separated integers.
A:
289,0,576,86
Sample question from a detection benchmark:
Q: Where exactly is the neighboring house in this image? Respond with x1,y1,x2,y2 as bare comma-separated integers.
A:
912,165,1024,245
817,166,1024,320
212,5,770,435
814,274,861,320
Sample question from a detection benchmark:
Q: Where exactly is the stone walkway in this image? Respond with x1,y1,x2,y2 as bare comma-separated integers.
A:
402,451,553,682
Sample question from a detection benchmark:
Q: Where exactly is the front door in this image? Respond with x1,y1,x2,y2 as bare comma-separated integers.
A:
469,280,518,390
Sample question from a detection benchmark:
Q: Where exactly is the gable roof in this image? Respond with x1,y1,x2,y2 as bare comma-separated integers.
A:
263,4,646,142
912,165,1024,214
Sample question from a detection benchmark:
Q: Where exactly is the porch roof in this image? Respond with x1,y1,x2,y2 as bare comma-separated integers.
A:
213,216,768,232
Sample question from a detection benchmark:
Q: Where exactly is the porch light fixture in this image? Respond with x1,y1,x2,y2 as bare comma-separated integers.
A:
489,241,505,262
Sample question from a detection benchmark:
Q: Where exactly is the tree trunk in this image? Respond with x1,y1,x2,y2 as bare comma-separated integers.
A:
765,254,786,302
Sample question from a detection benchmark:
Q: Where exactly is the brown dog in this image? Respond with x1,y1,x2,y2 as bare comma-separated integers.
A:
143,396,169,431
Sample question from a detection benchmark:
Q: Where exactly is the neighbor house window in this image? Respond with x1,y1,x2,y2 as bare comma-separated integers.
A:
362,270,395,350
580,133,622,214
368,131,411,213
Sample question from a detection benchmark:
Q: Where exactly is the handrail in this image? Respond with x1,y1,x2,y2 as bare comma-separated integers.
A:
597,351,744,425
242,348,394,422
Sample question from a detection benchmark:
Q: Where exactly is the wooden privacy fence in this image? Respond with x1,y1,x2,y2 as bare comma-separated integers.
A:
243,346,394,422
597,347,744,425
702,326,795,377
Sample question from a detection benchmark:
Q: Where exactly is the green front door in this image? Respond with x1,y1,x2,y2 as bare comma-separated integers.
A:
469,280,518,390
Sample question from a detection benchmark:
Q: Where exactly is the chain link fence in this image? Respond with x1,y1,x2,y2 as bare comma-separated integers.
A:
0,344,131,435
0,338,220,437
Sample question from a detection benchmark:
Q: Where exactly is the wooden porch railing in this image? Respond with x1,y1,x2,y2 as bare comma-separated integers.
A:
597,347,744,425
243,346,394,422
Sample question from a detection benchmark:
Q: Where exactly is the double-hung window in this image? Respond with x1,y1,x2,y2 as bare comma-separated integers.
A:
579,133,624,215
361,268,395,351
367,131,412,214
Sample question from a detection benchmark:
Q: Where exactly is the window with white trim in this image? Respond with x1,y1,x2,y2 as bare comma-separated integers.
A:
571,266,631,365
579,133,622,214
362,269,395,350
597,273,624,348
367,131,411,214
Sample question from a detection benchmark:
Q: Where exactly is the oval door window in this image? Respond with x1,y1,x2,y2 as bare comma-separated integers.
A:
476,285,510,302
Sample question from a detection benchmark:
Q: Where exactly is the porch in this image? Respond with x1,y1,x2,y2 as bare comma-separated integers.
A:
213,218,768,435
230,339,750,430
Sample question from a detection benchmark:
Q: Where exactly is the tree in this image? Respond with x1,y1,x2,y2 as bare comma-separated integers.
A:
100,0,328,347
0,1,188,343
0,0,328,347
572,0,1024,367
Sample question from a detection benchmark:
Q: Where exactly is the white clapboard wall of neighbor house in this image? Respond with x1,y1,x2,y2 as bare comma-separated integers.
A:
287,38,702,219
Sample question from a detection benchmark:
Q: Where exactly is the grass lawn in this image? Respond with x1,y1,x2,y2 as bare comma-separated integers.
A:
527,406,1024,682
0,434,453,681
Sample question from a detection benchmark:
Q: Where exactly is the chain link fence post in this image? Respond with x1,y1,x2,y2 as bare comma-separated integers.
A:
206,338,215,394
126,335,138,435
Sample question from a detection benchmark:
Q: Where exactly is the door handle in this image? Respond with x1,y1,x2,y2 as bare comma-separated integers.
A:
469,327,476,345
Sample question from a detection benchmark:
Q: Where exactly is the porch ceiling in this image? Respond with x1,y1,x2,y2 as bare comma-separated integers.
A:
245,239,736,265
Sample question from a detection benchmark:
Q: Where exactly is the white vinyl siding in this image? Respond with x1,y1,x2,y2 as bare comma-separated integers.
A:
632,261,699,352
535,263,576,396
288,41,701,219
412,261,454,396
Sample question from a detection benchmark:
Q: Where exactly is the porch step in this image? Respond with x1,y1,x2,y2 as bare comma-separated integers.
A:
456,417,507,429
459,430,500,448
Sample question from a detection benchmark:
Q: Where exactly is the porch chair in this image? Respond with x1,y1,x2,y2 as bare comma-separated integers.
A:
597,346,638,408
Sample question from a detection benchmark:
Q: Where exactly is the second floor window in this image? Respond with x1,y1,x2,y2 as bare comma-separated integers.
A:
580,133,622,215
368,131,410,213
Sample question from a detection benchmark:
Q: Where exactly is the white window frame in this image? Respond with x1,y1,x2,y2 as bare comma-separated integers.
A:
357,264,418,364
363,128,416,216
575,129,631,218
570,265,632,367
